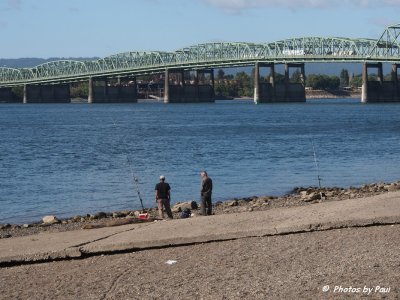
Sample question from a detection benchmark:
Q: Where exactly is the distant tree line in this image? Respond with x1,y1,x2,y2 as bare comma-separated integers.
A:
214,68,398,97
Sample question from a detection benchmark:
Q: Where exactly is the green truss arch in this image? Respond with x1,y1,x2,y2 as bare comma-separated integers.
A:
1,23,400,87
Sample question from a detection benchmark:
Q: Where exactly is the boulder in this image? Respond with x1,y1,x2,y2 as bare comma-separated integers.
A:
42,215,60,225
72,216,82,222
0,224,11,229
252,198,268,207
112,211,127,218
94,212,108,219
172,201,198,213
384,184,399,192
225,200,238,207
299,191,308,199
302,192,322,202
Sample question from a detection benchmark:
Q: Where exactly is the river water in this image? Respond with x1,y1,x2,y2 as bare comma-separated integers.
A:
1,99,400,224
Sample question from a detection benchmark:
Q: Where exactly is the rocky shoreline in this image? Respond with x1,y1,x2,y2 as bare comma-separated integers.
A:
1,180,399,239
306,89,361,99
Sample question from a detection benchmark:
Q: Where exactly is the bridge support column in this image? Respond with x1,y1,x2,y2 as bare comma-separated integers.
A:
164,68,214,103
361,62,400,103
278,63,305,102
88,77,137,103
88,77,94,103
22,84,71,103
23,84,28,104
164,69,170,103
284,64,290,100
392,64,399,100
103,78,109,99
254,62,260,103
254,62,277,104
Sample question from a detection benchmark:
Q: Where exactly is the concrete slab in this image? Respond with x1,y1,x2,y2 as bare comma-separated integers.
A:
1,191,400,266
82,192,400,254
0,223,148,264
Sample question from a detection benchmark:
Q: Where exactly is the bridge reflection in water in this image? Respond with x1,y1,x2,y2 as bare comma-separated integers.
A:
1,23,400,104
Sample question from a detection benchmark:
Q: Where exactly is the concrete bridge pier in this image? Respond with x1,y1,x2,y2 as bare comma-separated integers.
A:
392,64,399,100
281,63,306,102
23,84,71,103
88,77,137,103
361,62,400,103
164,68,215,103
254,63,305,103
254,62,276,104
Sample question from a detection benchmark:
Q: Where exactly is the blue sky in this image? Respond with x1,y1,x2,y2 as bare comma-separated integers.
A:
1,0,400,58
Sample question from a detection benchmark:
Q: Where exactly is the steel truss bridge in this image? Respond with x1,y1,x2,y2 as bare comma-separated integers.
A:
1,23,400,87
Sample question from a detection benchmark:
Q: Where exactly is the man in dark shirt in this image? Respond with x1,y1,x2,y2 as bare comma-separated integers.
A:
200,171,213,216
155,175,173,219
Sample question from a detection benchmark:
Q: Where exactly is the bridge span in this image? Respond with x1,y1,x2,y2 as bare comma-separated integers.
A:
1,23,400,104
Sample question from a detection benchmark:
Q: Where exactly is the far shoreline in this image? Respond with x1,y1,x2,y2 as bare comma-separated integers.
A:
227,90,361,101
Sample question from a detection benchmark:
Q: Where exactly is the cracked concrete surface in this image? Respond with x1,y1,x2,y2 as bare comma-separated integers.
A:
1,191,400,267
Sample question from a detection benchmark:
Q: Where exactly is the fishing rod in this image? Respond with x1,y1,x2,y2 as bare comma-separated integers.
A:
125,152,145,211
310,137,324,200
112,119,146,211
311,138,322,189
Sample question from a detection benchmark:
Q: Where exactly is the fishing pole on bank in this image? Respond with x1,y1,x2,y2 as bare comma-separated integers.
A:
311,138,322,189
111,119,145,211
125,152,145,211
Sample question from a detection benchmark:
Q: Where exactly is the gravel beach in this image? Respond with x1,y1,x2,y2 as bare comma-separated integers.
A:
0,181,399,299
1,224,398,299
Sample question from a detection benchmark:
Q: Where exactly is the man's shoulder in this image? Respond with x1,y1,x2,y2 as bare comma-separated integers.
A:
156,182,170,188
